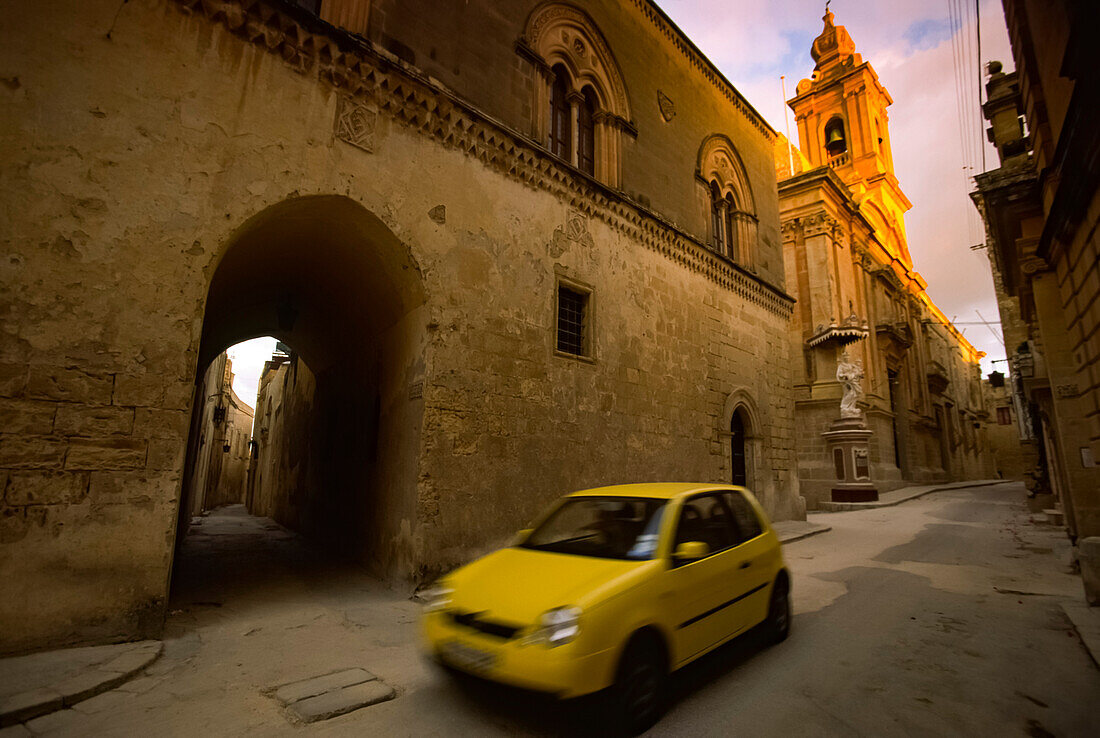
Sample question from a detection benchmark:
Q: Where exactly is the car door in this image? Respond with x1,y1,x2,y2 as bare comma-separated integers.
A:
722,490,775,632
663,492,740,666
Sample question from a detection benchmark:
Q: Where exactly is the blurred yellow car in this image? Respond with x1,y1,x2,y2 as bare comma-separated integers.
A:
421,483,790,732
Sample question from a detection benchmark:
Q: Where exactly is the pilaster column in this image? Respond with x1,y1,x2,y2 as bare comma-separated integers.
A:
567,91,583,168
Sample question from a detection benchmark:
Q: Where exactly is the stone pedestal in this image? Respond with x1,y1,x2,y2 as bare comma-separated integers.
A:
822,417,878,502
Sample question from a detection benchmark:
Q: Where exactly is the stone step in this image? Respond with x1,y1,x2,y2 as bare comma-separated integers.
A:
1043,508,1064,526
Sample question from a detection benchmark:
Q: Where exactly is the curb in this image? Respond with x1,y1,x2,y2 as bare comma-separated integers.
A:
778,525,832,545
1061,600,1100,670
0,641,163,728
817,480,1005,513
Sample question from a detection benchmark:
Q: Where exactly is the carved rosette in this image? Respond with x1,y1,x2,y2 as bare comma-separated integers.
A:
334,96,378,153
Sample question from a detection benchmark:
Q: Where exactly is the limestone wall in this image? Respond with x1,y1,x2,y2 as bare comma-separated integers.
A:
0,0,796,652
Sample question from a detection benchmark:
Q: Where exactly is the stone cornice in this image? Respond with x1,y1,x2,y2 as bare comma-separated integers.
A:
171,0,793,317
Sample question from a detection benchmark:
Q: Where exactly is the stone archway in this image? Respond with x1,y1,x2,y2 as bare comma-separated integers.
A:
719,389,763,495
174,195,428,584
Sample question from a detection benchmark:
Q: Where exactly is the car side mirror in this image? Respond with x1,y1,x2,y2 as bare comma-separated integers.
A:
513,528,533,545
673,541,709,562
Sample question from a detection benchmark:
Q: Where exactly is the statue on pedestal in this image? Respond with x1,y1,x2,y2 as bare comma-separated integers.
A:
836,350,864,419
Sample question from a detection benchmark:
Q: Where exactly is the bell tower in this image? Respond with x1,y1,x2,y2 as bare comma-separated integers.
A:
788,8,914,267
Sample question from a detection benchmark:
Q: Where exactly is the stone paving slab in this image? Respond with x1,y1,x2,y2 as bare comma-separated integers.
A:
0,640,161,727
817,480,1004,512
270,667,394,723
288,680,395,723
273,668,376,705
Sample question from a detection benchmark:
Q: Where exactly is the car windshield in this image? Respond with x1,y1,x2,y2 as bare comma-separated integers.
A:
520,496,667,560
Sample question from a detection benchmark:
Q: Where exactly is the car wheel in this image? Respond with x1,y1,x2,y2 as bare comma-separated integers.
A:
765,577,791,643
611,636,666,735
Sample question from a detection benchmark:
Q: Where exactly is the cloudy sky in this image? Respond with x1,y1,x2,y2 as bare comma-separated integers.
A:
661,0,1013,374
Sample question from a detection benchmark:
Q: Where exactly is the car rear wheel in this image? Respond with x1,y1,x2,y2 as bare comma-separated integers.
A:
765,577,791,643
611,635,666,735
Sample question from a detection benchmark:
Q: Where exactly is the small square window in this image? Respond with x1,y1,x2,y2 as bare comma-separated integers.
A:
556,283,591,358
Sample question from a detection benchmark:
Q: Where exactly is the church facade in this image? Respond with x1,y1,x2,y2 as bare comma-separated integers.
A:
776,11,992,508
0,0,801,653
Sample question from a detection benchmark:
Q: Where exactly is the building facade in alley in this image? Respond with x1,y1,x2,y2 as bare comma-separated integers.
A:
775,11,992,508
0,0,802,653
182,353,254,517
971,0,1100,603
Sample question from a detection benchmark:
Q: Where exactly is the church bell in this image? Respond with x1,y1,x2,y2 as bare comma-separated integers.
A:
825,126,846,153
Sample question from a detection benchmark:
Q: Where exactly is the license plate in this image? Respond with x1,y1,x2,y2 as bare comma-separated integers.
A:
440,640,497,673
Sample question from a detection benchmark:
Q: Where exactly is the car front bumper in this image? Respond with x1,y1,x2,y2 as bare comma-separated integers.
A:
422,611,615,698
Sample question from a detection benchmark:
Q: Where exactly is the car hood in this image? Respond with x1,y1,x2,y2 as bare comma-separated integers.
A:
447,546,648,626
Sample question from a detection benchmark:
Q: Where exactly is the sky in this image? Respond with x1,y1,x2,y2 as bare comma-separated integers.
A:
227,336,277,414
661,0,1014,375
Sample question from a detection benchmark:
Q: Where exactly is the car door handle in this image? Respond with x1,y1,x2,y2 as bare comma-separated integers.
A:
739,561,752,569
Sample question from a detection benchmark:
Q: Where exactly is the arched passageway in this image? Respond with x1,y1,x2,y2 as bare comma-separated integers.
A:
173,196,427,592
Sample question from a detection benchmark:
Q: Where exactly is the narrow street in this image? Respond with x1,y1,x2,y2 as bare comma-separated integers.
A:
15,483,1099,736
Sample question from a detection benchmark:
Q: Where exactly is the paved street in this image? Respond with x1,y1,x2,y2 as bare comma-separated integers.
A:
8,482,1099,737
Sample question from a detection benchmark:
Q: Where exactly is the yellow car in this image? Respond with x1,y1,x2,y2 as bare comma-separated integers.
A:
421,483,791,732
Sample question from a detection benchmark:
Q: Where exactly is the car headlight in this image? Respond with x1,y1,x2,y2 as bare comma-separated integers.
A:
522,606,581,647
420,584,453,613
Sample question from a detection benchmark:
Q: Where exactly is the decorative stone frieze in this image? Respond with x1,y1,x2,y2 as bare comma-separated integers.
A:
170,0,794,318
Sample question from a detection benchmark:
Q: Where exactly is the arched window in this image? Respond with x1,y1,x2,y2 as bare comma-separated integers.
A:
550,66,571,161
710,181,724,250
697,135,757,267
524,4,631,187
577,87,597,175
724,193,738,260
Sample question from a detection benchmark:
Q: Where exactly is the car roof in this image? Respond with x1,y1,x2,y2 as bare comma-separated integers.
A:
566,482,746,500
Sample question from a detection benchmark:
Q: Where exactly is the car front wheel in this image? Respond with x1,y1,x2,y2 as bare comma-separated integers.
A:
765,577,791,643
611,635,666,735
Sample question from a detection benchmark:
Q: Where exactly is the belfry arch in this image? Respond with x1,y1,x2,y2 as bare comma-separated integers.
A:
175,195,428,580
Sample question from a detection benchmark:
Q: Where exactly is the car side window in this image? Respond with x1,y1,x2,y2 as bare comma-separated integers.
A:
673,493,737,556
724,491,763,545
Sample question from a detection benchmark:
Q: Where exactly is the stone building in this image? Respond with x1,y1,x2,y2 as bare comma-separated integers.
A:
181,353,255,516
0,0,801,652
970,0,1100,602
775,11,992,509
982,377,1027,481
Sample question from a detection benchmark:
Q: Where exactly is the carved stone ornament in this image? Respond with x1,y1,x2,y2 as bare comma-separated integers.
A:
334,96,377,153
802,211,840,237
657,89,675,122
564,208,590,242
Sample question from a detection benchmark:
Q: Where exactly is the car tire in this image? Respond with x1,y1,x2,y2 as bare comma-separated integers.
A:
610,635,666,736
765,576,791,644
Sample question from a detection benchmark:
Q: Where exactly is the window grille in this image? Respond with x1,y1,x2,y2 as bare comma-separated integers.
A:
557,286,587,356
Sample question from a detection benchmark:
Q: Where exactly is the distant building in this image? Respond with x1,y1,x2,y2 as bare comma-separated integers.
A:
181,354,255,519
776,10,992,507
971,1,1100,601
982,376,1027,481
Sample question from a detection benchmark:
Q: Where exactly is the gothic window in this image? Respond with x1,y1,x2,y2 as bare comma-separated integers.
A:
577,88,597,175
710,182,724,250
550,66,571,161
724,193,739,259
697,135,757,267
524,4,631,188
